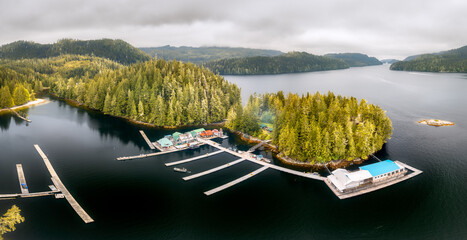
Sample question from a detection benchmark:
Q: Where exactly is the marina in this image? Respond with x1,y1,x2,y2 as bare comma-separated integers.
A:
125,130,422,198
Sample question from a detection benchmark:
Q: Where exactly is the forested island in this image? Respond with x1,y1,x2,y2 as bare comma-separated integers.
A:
226,91,392,164
203,52,349,75
390,45,467,72
0,39,151,65
324,53,382,67
140,46,283,64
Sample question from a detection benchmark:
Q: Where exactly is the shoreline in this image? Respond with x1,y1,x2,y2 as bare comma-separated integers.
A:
0,98,49,115
50,94,226,130
230,130,368,171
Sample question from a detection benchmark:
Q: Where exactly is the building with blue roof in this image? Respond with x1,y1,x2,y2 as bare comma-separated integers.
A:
360,160,402,177
327,160,406,192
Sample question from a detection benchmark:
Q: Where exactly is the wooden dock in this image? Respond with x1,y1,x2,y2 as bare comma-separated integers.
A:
183,158,245,181
0,190,60,200
9,108,31,122
165,150,224,167
197,138,325,181
139,130,155,149
325,161,423,199
204,166,269,196
247,140,271,153
16,164,29,194
34,145,94,224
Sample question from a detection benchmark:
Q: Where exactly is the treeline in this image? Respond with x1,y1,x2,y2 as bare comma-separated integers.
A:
140,46,283,64
0,39,151,65
227,91,392,163
0,66,37,108
204,52,349,75
324,53,382,67
1,55,241,127
390,45,467,72
50,59,241,126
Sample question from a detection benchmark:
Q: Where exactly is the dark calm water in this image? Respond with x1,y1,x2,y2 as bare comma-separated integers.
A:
1,65,467,239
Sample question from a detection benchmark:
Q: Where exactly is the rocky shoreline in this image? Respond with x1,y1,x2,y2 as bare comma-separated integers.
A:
230,130,368,171
418,119,455,127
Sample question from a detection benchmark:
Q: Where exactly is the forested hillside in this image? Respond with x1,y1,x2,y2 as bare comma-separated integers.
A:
140,46,283,64
325,53,382,67
0,39,151,65
390,45,467,72
0,55,241,127
204,52,349,75
227,91,392,163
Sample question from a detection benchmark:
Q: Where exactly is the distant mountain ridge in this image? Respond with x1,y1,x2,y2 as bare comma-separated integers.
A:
140,46,283,64
391,45,467,72
203,51,349,75
324,53,382,67
0,39,151,65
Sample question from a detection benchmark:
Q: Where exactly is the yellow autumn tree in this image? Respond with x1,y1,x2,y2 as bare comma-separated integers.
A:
0,205,25,240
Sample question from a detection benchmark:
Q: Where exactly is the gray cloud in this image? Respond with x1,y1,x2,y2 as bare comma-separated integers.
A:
1,0,466,59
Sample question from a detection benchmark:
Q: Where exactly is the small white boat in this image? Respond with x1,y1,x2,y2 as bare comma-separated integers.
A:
261,158,271,163
48,185,58,191
174,167,190,173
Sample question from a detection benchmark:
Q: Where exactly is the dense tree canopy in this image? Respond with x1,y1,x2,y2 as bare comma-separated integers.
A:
390,45,467,72
140,46,283,64
204,52,349,75
227,91,392,163
0,205,25,240
0,39,151,65
51,59,241,126
324,53,382,67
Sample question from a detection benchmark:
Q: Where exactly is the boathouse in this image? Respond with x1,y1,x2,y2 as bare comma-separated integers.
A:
157,137,173,149
328,160,406,192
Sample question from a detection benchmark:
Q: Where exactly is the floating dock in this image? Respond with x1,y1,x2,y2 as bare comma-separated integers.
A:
325,161,423,199
204,166,269,196
247,140,271,153
183,158,245,181
165,150,224,167
139,130,155,149
34,145,94,224
197,138,325,181
0,191,59,200
16,164,29,194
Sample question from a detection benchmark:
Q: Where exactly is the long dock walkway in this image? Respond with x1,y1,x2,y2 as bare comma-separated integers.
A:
183,158,245,181
16,164,29,194
197,138,325,181
165,150,224,166
34,145,94,224
0,190,60,200
139,130,155,149
325,161,423,199
247,140,271,153
204,166,269,196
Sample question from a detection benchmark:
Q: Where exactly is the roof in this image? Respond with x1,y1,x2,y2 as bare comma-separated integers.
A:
190,131,197,137
157,137,173,147
359,160,401,177
205,130,213,135
172,132,182,140
346,170,373,182
193,128,205,133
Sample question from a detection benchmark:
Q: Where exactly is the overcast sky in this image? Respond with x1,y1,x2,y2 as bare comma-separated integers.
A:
1,0,466,59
